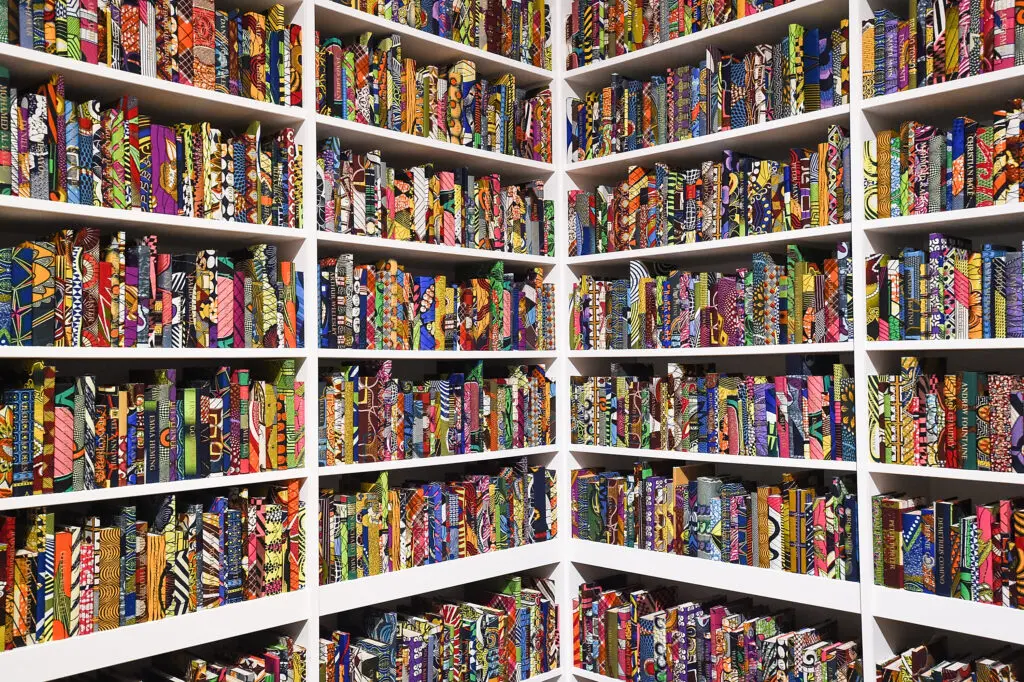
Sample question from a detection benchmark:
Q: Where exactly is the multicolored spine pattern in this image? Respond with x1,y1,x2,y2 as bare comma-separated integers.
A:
319,362,552,465
316,35,552,163
0,482,303,650
568,21,850,161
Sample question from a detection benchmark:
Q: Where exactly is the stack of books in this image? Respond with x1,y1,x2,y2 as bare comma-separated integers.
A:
62,635,307,680
873,492,1024,605
320,575,559,682
565,0,798,67
572,463,859,581
0,1,303,106
863,6,1021,97
571,359,856,462
319,361,553,465
573,580,861,680
868,356,1024,472
567,21,850,161
319,463,556,582
317,256,555,351
316,34,552,162
0,361,304,498
318,141,555,257
879,641,1024,681
570,245,853,349
0,233,303,349
865,101,1024,219
568,126,852,256
0,72,303,227
0,481,305,649
867,234,1024,341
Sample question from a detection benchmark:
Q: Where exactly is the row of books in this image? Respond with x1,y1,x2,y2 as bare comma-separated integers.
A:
0,232,303,349
880,640,1024,682
0,482,305,650
62,635,307,681
570,246,854,350
567,126,852,257
317,141,555,257
571,361,856,462
316,35,552,163
863,4,1023,99
573,579,862,681
0,0,303,106
572,464,859,581
0,71,303,226
566,22,851,161
872,492,1024,607
864,101,1024,219
319,463,556,583
866,234,1024,341
330,0,551,68
318,256,555,351
868,356,1024,473
565,0,795,67
320,575,559,682
0,361,303,499
319,362,553,466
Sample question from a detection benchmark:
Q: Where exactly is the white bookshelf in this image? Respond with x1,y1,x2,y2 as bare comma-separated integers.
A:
3,0,1017,675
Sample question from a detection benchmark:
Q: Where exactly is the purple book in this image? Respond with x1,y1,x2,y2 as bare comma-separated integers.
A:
1007,251,1023,338
754,382,768,458
150,124,178,215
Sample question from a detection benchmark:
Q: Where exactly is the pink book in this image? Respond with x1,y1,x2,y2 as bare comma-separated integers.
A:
812,496,827,577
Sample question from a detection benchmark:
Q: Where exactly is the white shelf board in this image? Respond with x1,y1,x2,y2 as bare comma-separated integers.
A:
0,194,305,244
0,469,306,513
314,0,553,88
318,541,558,615
522,671,564,682
318,231,555,267
567,224,852,267
0,591,308,681
0,346,307,360
566,106,849,184
865,461,1024,484
568,342,853,359
572,444,858,471
320,445,556,475
866,339,1024,352
319,349,556,360
564,0,848,92
861,64,1024,123
0,42,306,130
316,114,554,184
863,202,1024,236
572,669,620,682
870,586,1024,645
569,539,861,613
